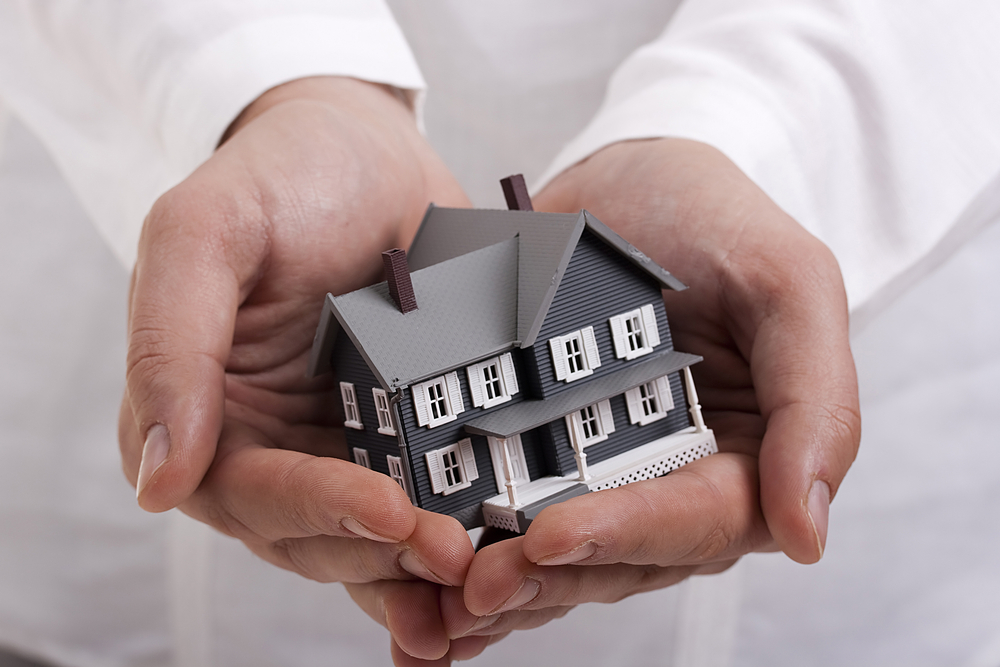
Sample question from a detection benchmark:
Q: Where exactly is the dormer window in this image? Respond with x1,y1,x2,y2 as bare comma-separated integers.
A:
549,326,601,382
340,382,363,430
609,305,661,360
467,353,520,409
412,372,465,428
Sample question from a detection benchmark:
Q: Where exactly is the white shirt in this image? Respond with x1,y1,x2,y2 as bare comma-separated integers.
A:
1,2,999,665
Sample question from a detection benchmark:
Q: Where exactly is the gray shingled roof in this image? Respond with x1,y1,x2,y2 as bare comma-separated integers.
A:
408,207,685,347
307,205,688,386
308,237,518,389
463,350,700,438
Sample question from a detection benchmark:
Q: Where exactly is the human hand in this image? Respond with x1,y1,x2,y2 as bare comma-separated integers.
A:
118,77,475,608
444,138,860,651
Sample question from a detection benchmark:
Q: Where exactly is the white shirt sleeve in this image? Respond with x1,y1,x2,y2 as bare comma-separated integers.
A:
0,1,424,268
537,0,1000,328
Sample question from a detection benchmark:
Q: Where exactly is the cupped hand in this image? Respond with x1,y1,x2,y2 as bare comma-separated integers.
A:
118,77,475,616
447,138,861,653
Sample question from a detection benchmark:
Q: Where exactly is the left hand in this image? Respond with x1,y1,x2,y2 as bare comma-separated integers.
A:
441,138,860,655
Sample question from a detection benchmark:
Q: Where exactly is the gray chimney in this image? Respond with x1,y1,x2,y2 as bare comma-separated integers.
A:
500,174,533,211
382,248,417,314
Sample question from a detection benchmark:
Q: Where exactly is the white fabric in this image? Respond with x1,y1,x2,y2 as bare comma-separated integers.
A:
0,1,424,268
1,1,999,666
535,1,1000,330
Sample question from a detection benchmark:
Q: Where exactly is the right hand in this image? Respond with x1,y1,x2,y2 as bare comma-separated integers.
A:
118,77,476,656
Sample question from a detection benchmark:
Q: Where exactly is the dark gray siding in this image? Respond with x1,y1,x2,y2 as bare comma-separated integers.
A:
526,229,675,400
545,372,692,476
395,350,536,527
333,336,404,479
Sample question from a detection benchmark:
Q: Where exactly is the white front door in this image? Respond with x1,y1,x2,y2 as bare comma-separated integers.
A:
487,434,529,495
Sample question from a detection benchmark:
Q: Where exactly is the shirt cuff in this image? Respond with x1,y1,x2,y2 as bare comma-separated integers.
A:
155,14,426,177
535,74,797,198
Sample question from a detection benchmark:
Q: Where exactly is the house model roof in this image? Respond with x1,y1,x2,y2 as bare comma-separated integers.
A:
307,206,687,390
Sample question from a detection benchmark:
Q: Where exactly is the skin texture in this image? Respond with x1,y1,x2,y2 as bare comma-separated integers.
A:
120,76,860,664
433,138,861,660
325,139,862,664
119,76,474,597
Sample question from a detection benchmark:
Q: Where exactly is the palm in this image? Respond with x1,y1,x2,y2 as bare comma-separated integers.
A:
446,138,858,653
120,79,474,592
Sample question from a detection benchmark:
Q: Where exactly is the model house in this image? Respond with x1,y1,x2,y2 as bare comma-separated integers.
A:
307,176,716,533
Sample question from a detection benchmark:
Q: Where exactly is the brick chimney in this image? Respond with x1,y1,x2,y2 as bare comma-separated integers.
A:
500,174,533,211
382,248,417,314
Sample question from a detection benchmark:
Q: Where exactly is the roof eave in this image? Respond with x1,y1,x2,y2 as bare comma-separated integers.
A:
582,211,688,292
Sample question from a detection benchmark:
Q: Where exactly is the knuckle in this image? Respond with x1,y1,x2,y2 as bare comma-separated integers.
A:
272,457,343,536
269,538,330,582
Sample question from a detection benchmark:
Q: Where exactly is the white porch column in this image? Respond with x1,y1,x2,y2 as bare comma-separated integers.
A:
567,422,591,481
683,366,707,433
498,437,520,507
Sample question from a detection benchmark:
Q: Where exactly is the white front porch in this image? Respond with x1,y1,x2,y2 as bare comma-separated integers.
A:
482,426,718,533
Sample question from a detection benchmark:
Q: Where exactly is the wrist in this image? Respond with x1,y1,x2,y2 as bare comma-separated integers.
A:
219,76,417,146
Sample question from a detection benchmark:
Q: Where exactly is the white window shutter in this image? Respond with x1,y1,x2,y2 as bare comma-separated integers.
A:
597,399,616,434
467,363,486,407
458,438,479,481
582,326,602,369
640,304,661,347
609,315,629,359
624,387,644,424
412,383,431,426
549,336,569,380
655,375,675,411
499,353,519,395
425,451,446,494
445,372,465,414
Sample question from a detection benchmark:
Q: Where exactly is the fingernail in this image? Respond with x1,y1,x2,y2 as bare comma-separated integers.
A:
535,540,597,566
458,614,502,638
340,516,399,543
398,548,449,585
137,424,170,499
806,479,831,559
489,578,540,615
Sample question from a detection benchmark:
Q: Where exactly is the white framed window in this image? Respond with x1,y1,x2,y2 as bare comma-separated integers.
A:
340,382,363,430
425,438,479,495
549,326,601,383
411,372,465,428
565,399,616,447
625,376,675,426
372,388,396,436
352,447,371,469
487,435,529,494
609,304,661,360
386,455,412,497
467,353,519,409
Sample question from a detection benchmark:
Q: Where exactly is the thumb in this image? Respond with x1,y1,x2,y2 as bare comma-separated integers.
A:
124,186,253,512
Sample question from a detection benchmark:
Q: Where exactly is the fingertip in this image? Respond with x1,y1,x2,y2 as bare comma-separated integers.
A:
520,501,596,565
404,510,475,587
805,479,830,561
135,424,170,509
385,582,451,662
447,635,491,661
463,537,529,617
390,638,451,667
